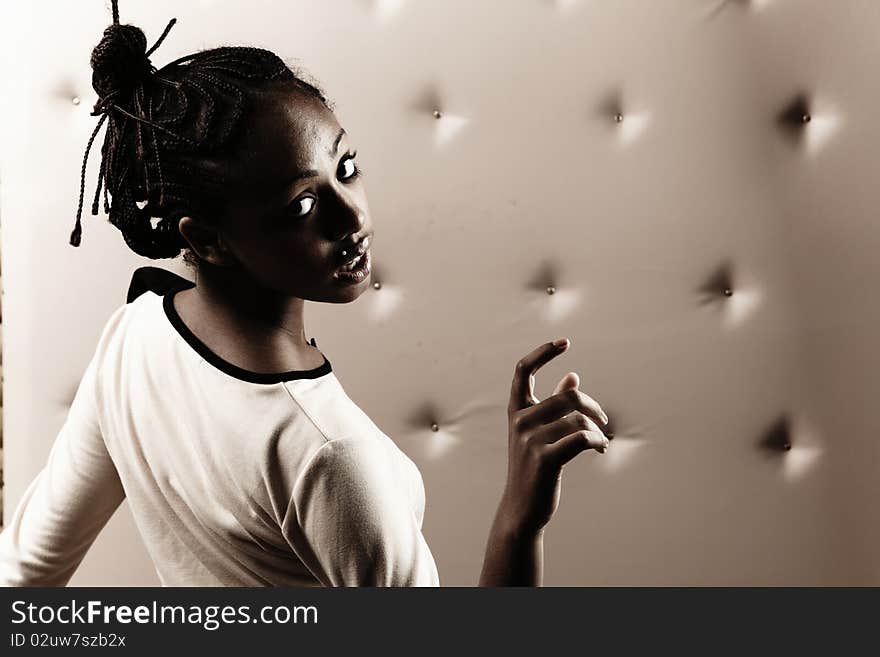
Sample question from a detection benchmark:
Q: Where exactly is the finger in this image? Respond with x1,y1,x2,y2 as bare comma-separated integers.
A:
533,411,603,445
581,414,603,434
551,372,579,396
546,429,610,467
509,338,570,412
518,387,609,432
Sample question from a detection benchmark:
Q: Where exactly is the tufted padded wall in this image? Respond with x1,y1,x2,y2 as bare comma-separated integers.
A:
1,0,878,586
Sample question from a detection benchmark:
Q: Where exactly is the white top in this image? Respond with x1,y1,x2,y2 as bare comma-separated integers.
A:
0,268,440,587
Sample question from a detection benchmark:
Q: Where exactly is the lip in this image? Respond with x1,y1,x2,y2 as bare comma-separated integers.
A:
335,234,373,268
335,243,370,268
333,249,371,284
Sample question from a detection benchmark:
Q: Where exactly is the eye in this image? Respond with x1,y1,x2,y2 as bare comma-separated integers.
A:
291,196,316,217
286,152,363,221
338,151,363,182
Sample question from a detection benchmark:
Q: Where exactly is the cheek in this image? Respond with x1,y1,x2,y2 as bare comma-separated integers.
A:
246,232,329,279
224,213,331,284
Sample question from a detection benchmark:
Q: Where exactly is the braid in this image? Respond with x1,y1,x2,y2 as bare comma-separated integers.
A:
72,0,331,263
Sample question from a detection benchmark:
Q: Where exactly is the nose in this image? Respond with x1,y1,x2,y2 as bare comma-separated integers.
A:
325,185,367,241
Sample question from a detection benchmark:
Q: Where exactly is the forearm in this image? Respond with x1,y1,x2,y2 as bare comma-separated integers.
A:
478,508,544,586
0,471,87,587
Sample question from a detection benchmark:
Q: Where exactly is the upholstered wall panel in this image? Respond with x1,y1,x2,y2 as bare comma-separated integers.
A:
1,0,876,585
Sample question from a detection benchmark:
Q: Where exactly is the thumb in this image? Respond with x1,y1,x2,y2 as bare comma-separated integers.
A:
552,372,580,396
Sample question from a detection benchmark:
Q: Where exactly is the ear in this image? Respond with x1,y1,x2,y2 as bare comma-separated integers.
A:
177,215,236,267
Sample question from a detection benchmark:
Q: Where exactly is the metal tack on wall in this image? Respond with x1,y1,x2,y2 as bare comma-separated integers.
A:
698,262,734,303
759,416,793,452
777,93,813,140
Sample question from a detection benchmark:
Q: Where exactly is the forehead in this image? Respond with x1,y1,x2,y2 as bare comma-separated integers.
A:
227,88,341,188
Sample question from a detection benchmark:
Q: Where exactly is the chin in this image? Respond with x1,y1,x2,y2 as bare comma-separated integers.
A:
320,276,372,303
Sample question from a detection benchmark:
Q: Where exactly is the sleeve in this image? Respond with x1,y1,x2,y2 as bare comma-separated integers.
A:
0,355,126,587
284,436,440,587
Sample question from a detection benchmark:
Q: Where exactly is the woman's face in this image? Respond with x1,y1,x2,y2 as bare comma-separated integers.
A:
212,87,373,304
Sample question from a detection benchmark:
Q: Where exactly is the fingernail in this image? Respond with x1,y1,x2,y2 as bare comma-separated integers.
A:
552,337,568,347
602,412,609,425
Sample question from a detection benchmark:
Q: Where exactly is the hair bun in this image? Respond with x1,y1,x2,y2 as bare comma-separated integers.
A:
90,23,152,99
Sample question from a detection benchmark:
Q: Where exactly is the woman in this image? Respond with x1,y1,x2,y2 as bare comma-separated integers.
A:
0,1,610,587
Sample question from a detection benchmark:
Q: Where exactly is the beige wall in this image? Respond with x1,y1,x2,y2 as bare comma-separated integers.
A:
0,0,877,585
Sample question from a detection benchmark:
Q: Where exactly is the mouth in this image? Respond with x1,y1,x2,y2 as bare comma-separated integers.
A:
333,248,371,284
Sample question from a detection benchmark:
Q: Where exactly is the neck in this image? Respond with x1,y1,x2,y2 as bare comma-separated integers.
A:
190,263,309,349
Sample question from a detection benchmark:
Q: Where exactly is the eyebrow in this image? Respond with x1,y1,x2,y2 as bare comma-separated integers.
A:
282,128,347,187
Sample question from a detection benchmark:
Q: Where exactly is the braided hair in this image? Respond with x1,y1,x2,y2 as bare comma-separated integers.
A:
72,0,332,265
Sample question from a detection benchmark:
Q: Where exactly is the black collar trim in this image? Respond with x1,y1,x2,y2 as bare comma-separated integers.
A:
162,282,333,385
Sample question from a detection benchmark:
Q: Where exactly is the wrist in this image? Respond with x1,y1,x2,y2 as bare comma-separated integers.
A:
493,500,544,543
